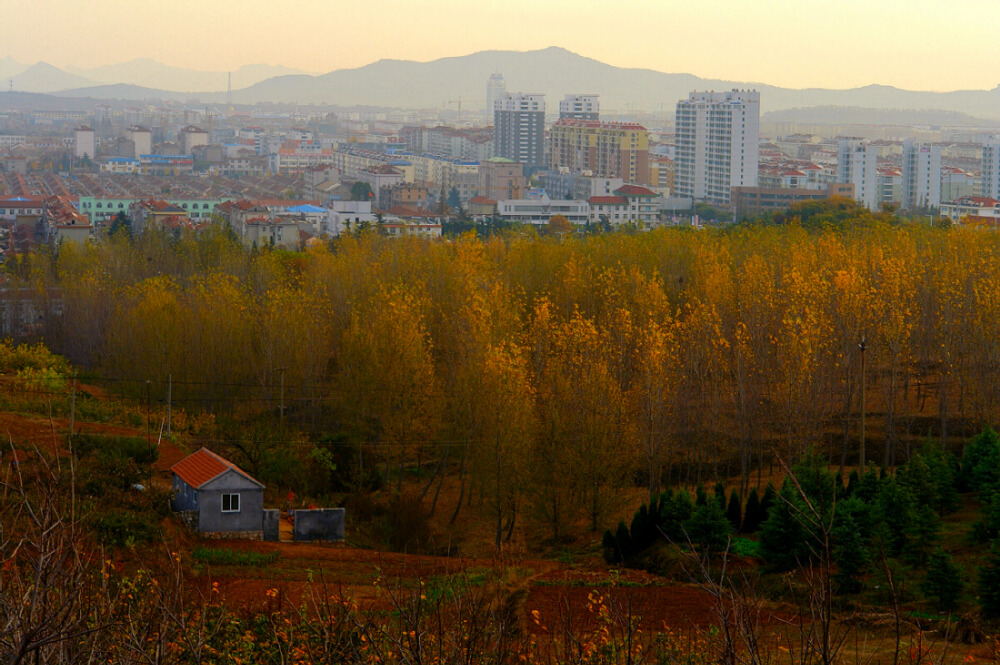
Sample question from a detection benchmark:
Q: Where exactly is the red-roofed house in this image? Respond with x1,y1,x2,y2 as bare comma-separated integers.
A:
171,448,266,537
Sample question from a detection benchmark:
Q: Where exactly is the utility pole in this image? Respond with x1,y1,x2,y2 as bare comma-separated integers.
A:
166,374,172,436
278,367,286,427
68,375,76,437
859,336,867,471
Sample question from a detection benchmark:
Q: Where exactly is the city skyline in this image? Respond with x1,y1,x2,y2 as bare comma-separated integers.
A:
5,0,1000,92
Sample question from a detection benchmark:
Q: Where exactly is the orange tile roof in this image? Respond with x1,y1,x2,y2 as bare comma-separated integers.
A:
170,447,263,489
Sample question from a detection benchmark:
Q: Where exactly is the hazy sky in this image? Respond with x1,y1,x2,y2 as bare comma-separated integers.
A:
6,0,999,91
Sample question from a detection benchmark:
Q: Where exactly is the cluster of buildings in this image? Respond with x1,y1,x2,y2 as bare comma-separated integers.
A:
9,69,1000,238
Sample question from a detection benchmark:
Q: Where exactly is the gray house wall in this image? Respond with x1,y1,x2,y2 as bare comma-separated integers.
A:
171,476,198,512
196,469,263,533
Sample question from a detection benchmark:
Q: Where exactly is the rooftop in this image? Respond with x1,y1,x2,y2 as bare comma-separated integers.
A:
171,448,263,489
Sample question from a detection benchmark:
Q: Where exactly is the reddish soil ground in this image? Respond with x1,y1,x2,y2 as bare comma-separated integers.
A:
193,537,747,637
0,410,189,470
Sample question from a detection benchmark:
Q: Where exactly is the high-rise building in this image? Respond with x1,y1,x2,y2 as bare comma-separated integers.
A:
674,90,759,206
559,94,599,121
179,125,209,154
485,73,505,120
982,141,1000,199
548,119,650,185
128,125,152,158
494,93,545,170
901,140,941,210
74,125,95,159
837,139,878,210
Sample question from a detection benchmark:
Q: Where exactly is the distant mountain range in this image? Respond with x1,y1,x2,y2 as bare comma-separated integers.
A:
1,57,312,93
4,47,1000,121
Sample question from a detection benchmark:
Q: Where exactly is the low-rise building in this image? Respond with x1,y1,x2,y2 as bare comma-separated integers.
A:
496,192,589,226
731,183,855,217
327,200,375,236
940,196,1000,225
170,448,266,539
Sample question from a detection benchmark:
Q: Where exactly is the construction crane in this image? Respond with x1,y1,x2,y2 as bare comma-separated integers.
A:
442,97,484,126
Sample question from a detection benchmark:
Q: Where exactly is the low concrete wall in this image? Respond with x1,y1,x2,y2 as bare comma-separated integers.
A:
263,509,280,542
292,508,345,542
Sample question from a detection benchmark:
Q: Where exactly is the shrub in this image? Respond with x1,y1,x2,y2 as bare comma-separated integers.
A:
381,493,432,553
730,536,761,558
90,510,159,547
192,547,279,566
73,433,158,466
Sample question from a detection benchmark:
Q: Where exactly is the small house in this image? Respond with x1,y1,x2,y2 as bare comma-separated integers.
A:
170,448,265,538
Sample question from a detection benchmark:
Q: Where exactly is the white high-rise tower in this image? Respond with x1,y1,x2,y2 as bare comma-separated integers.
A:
901,140,941,210
486,73,505,120
837,139,879,211
982,141,1000,199
674,90,759,206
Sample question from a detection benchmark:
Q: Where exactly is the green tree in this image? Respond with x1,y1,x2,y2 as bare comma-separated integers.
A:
350,181,374,201
447,186,461,210
659,490,694,541
832,512,869,594
973,491,1000,543
108,211,131,239
695,484,708,507
979,544,1000,618
759,481,811,570
713,481,727,510
962,426,1000,493
684,500,732,552
741,487,762,533
872,479,915,558
921,549,963,612
901,442,958,516
725,489,742,531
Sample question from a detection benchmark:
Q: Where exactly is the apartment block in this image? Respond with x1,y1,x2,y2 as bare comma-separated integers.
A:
548,119,650,185
837,139,879,211
674,90,759,206
494,93,545,170
901,140,941,210
559,94,599,121
982,142,1000,199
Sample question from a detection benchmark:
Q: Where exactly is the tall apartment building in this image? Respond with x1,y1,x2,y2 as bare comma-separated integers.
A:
559,94,599,120
837,139,879,210
179,126,209,155
485,73,506,121
548,119,650,185
128,125,152,158
74,125,95,159
494,93,545,170
982,141,1000,199
901,140,941,210
674,90,759,206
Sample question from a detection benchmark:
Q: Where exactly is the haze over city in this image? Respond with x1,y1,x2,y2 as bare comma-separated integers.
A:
5,0,1000,91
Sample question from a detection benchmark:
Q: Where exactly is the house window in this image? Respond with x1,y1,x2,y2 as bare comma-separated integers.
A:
222,493,240,513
